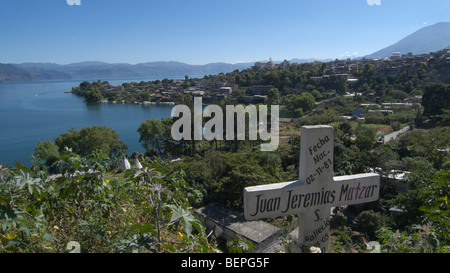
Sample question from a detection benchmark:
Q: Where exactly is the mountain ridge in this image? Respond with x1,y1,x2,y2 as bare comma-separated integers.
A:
2,22,449,83
0,61,260,82
0,60,276,82
0,58,339,83
366,22,450,59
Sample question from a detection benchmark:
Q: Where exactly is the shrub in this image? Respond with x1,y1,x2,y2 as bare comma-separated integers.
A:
0,150,215,253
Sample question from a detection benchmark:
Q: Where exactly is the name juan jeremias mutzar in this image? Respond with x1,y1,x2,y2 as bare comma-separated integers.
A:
249,181,378,217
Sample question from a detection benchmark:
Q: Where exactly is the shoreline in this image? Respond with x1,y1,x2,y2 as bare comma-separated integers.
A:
99,99,175,105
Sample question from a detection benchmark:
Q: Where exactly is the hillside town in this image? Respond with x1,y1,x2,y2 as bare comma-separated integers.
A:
72,49,449,106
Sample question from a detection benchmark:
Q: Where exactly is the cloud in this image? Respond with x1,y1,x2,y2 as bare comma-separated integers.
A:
339,52,360,59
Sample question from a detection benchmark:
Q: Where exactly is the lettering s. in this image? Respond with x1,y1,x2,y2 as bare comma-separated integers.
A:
314,209,321,222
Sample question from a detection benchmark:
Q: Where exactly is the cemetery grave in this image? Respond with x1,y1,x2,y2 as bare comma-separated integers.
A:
244,125,380,253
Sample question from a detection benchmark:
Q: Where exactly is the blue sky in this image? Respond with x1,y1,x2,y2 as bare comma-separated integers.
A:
0,0,448,65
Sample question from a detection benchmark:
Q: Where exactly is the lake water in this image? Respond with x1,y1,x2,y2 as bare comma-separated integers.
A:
0,78,176,167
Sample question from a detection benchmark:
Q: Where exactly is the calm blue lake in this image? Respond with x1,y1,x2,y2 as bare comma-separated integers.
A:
0,78,176,167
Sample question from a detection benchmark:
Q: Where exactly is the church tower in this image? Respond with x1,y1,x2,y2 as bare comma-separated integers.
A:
268,57,274,69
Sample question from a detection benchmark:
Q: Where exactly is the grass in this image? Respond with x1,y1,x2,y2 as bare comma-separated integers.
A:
349,122,395,135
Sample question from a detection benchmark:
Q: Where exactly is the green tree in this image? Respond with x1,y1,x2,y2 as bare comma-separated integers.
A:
267,88,280,104
137,118,174,156
387,89,408,102
138,119,165,155
311,89,322,100
33,139,60,171
138,91,152,101
419,170,450,243
362,64,376,78
370,145,401,171
54,128,80,152
354,126,376,151
417,63,429,80
396,127,450,169
216,159,278,209
422,84,450,116
85,88,103,103
378,170,450,253
284,93,316,117
298,92,316,112
54,126,127,159
401,157,436,185
353,210,385,240
437,109,450,124
337,76,349,95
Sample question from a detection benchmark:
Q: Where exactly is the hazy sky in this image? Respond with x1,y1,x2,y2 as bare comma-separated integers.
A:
0,0,448,64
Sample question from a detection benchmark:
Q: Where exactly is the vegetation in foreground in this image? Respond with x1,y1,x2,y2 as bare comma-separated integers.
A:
0,150,219,253
1,123,449,252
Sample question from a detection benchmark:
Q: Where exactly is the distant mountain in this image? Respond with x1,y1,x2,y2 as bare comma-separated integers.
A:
16,63,72,81
290,58,333,63
366,22,450,59
1,56,345,83
0,61,256,83
0,63,32,82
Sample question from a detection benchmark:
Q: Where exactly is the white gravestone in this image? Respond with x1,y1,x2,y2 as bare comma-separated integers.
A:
244,125,380,253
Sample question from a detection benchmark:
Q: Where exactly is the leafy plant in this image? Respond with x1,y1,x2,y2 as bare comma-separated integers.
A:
226,234,254,253
0,149,217,253
377,224,448,253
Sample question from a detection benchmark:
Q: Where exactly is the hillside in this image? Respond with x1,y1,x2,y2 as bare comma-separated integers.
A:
366,22,450,59
0,63,33,82
0,61,255,83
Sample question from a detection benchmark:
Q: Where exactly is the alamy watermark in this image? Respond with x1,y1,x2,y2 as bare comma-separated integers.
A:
366,0,381,6
171,97,279,152
67,1,380,7
367,241,381,253
67,0,81,5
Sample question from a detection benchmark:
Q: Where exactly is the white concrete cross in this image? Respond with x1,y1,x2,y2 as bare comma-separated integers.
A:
244,125,380,253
